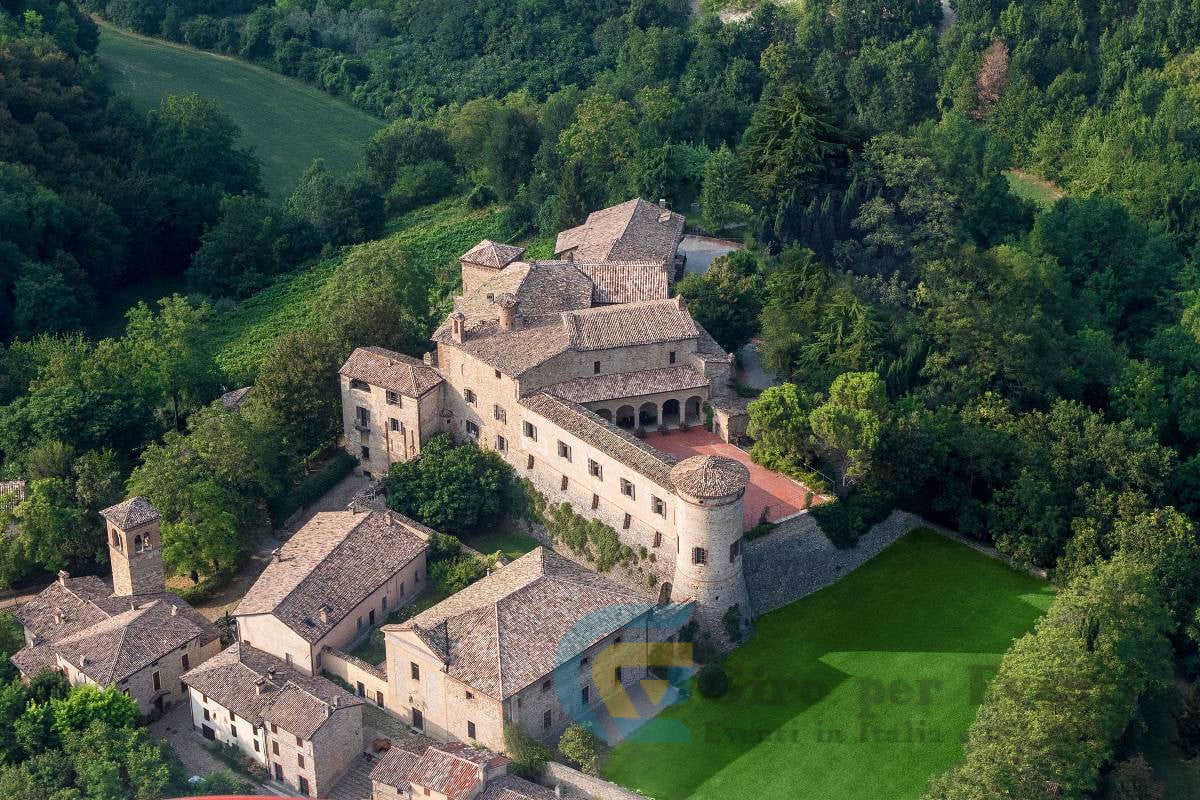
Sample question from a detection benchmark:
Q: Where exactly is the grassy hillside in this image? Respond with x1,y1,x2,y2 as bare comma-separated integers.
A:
207,198,510,381
95,21,384,196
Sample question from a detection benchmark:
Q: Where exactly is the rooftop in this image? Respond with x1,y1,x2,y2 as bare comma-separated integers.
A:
554,199,685,264
461,240,526,269
561,298,700,352
340,346,444,398
670,454,751,499
370,740,511,800
99,496,160,530
235,509,428,643
545,365,708,405
390,548,654,699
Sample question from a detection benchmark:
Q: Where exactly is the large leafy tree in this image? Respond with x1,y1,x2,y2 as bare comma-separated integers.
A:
810,371,890,491
122,295,219,430
676,250,764,354
249,330,343,464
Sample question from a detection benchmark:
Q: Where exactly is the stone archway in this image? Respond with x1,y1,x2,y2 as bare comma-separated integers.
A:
661,398,681,428
685,395,703,425
596,408,613,423
616,405,636,429
638,402,659,429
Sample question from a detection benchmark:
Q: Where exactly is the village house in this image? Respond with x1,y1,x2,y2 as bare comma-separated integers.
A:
340,198,753,628
182,642,364,797
234,507,430,676
370,738,558,800
382,547,667,752
9,497,222,715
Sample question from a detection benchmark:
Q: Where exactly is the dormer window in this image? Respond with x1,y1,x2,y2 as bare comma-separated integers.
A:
351,379,369,391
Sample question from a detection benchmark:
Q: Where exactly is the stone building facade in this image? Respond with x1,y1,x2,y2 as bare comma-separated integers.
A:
339,198,750,628
9,496,222,715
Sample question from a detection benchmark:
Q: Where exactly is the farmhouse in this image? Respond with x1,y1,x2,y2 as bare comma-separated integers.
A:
9,497,222,715
340,198,753,628
234,507,430,676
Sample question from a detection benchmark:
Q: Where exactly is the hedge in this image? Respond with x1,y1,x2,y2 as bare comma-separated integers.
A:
268,450,357,523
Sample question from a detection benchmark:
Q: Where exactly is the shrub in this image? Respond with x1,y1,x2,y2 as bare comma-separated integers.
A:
268,450,356,523
697,663,730,698
430,552,498,595
722,604,743,641
504,723,550,778
810,484,893,548
558,723,605,776
386,160,457,214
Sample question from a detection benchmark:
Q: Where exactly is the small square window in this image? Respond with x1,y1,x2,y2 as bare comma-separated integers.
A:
653,531,662,548
543,709,552,729
523,421,537,441
620,478,635,499
593,361,600,374
526,454,535,470
541,679,552,692
360,446,371,460
588,459,602,479
729,539,742,562
580,656,590,668
464,388,477,406
693,547,707,565
411,662,420,681
272,740,279,755
466,690,473,700
561,475,569,491
466,420,480,439
651,496,665,516
386,390,401,406
557,441,571,461
389,418,401,432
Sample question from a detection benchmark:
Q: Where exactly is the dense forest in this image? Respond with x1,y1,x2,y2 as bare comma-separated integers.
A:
6,0,1200,796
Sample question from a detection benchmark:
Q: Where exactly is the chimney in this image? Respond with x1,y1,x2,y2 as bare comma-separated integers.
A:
255,678,266,695
497,294,520,332
271,548,282,563
80,655,88,667
57,570,69,586
658,198,667,208
450,312,466,344
423,352,433,366
555,785,563,797
319,607,329,624
53,608,65,625
675,295,686,311
170,605,178,617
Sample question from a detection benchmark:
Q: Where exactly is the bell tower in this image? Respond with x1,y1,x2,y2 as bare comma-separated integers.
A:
100,496,165,597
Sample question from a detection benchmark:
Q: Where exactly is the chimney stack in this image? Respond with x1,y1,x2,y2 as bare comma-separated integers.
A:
675,295,686,311
57,570,69,586
319,607,329,624
450,312,466,344
496,294,520,332
170,605,178,617
658,198,667,208
272,548,282,563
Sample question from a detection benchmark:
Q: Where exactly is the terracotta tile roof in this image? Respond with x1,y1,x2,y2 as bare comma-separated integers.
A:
545,366,708,405
370,741,509,797
340,347,444,398
10,642,56,676
53,598,215,684
393,548,653,699
670,455,749,499
462,240,526,269
519,393,678,486
99,496,160,529
235,509,428,643
11,576,219,682
565,260,670,304
478,775,561,800
182,643,360,739
219,386,253,411
554,199,684,264
562,299,700,351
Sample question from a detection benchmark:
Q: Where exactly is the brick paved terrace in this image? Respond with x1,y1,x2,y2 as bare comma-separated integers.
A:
643,429,825,530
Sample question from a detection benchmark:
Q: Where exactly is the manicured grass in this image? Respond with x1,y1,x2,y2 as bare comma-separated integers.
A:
603,528,1055,800
1005,168,1066,209
465,524,541,561
347,590,450,666
95,21,384,197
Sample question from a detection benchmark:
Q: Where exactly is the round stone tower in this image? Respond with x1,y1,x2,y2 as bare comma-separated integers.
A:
670,455,751,628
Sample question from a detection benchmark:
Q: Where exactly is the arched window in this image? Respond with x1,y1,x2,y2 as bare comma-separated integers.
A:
133,534,142,552
112,530,122,549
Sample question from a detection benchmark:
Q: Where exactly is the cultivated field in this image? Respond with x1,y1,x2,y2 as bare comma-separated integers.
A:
95,22,384,196
603,528,1055,800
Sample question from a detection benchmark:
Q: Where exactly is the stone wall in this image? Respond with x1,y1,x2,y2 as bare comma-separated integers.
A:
539,761,645,800
744,510,924,617
322,647,389,708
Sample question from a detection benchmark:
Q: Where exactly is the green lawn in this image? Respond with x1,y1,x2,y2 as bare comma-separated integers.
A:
604,528,1055,800
1005,168,1066,209
465,524,541,561
95,22,384,197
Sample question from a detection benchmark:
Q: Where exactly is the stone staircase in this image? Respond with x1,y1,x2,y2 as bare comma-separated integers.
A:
327,753,377,800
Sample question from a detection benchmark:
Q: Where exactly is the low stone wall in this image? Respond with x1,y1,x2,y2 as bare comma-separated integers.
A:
539,761,643,800
744,510,924,616
322,647,389,707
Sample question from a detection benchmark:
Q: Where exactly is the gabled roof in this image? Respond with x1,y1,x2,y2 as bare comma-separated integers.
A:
554,199,684,264
392,548,653,699
545,365,708,405
340,347,444,398
235,509,428,643
461,240,526,269
573,260,670,304
99,497,160,529
370,741,509,799
183,643,362,740
561,299,700,351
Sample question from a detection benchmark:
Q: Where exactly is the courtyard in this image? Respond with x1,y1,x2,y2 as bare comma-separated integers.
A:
643,428,821,529
602,529,1055,800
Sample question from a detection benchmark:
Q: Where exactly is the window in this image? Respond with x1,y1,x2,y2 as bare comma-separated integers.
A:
298,776,310,796
561,475,569,491
203,707,210,721
464,388,477,406
274,764,283,781
623,513,631,530
669,351,676,364
296,735,303,747
557,441,571,461
376,690,384,707
523,421,537,440
253,739,260,752
729,539,742,562
494,369,501,379
230,724,237,738
496,435,507,452
271,723,277,734
615,666,622,682
493,404,506,423
389,418,401,432
386,390,401,406
357,616,363,631
653,531,662,548
465,420,479,439
651,495,665,516
593,360,601,374
412,708,424,730
356,406,370,426
580,656,590,668
181,653,189,670
588,459,602,479
467,720,476,739
581,686,590,705
360,446,371,460
382,594,388,610
272,740,280,755
411,662,420,681
465,690,473,700
591,493,599,510
152,671,160,692
620,478,635,499
526,454,535,470
541,679,552,693
693,547,707,565
543,709,552,730
369,609,376,625
297,753,304,768
350,378,369,391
